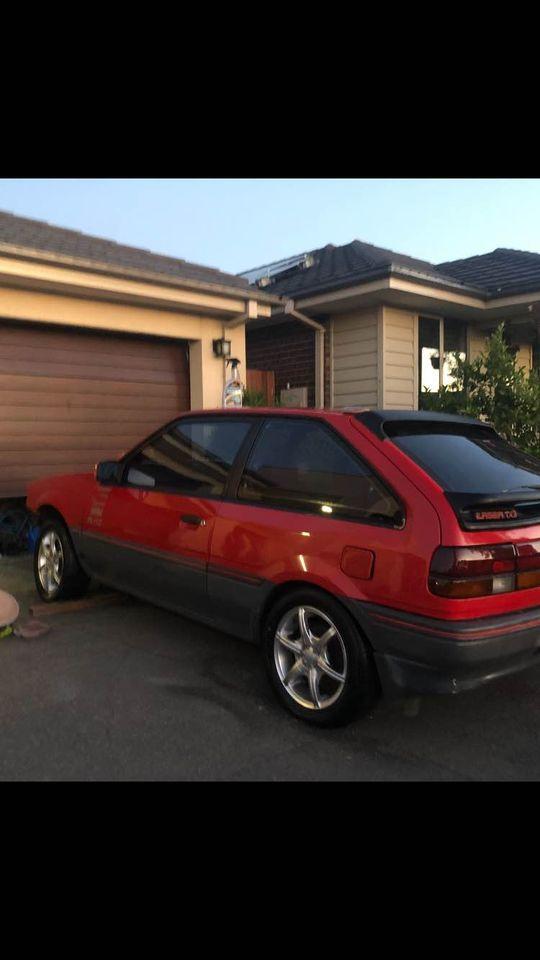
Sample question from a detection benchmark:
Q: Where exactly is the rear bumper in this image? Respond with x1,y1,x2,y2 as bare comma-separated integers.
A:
346,601,540,698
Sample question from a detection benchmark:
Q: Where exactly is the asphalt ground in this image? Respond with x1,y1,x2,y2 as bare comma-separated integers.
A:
1,553,540,780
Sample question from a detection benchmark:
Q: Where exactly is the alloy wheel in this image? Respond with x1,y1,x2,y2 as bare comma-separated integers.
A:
274,605,348,710
37,531,64,596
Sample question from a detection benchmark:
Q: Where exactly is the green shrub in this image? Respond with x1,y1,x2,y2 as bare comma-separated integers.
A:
242,388,281,407
420,323,540,456
242,388,267,406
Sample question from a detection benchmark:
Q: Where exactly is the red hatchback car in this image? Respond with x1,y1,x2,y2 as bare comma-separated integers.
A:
26,407,540,726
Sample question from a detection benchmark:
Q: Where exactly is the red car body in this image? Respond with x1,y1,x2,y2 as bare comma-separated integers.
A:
26,407,540,700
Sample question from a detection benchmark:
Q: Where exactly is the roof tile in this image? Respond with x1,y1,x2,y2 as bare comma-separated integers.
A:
246,239,540,301
437,248,540,296
0,209,250,291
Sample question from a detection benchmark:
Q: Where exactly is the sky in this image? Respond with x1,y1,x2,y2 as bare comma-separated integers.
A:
1,178,540,276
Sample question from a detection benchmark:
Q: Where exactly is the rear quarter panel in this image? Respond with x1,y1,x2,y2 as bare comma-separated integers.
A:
350,418,540,619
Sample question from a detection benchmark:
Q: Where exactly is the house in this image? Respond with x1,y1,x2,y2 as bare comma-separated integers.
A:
244,241,540,410
0,211,278,500
3,208,540,503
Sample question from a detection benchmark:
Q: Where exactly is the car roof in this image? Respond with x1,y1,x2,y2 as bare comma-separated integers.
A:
184,406,489,429
185,406,333,417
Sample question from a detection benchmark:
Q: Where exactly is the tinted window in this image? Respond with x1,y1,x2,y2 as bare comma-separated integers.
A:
238,418,402,525
125,419,251,495
390,424,540,494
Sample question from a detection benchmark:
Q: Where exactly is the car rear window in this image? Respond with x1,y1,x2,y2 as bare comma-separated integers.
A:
386,423,540,494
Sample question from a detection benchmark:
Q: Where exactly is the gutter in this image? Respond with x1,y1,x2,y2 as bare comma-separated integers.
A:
0,241,282,307
283,300,325,409
265,263,488,305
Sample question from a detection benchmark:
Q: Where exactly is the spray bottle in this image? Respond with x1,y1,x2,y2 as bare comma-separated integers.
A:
223,357,244,408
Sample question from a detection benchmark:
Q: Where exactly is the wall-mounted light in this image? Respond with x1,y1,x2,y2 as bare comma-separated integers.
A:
213,338,231,358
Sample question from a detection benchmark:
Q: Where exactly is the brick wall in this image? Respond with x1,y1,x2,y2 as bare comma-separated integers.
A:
246,320,316,407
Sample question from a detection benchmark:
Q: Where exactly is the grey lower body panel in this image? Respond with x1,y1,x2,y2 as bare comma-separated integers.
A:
71,528,271,642
345,600,540,697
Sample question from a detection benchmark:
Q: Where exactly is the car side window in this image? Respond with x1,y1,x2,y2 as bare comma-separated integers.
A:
238,418,403,526
124,418,252,496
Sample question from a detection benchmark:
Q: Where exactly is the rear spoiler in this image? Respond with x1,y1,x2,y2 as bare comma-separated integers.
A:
354,410,489,440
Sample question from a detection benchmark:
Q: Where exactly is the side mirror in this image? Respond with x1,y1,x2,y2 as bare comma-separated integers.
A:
95,460,122,485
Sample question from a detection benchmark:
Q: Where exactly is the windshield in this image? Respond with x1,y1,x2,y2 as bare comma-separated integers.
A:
387,424,540,494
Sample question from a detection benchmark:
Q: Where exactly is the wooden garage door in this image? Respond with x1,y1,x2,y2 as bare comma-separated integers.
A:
0,321,190,499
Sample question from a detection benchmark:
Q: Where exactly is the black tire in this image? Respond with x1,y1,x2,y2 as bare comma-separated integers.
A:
262,587,379,727
34,518,90,603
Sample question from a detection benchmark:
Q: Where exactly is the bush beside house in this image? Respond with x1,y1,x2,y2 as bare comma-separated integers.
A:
422,323,540,457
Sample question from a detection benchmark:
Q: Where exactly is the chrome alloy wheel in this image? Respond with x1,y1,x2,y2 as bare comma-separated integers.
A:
274,605,347,710
37,531,64,596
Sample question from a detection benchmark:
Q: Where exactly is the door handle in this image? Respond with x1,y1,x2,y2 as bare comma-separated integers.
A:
181,514,206,526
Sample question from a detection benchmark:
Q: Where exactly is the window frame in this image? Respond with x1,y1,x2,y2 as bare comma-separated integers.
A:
112,412,405,528
117,414,262,499
233,415,406,529
418,315,468,403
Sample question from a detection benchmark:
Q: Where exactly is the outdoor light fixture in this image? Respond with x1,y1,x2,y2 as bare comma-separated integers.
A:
213,338,231,358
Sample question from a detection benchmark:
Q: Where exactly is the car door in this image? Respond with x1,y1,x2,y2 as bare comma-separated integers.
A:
208,416,404,638
79,415,254,618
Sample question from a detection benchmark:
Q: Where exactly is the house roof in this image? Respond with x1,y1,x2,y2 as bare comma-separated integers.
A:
436,248,540,297
243,239,482,300
0,209,257,297
243,239,540,302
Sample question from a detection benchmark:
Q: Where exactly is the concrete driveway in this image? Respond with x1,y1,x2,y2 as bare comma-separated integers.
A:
1,553,540,781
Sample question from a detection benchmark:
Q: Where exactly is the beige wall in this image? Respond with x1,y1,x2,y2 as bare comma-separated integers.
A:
331,305,419,410
515,342,533,373
467,327,488,362
0,253,272,320
0,284,246,410
380,307,417,409
331,307,379,407
467,325,533,374
189,326,246,410
331,308,537,414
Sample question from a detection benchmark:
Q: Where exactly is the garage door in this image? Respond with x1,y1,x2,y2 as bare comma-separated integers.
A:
0,321,190,499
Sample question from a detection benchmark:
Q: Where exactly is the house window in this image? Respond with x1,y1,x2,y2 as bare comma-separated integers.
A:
443,320,467,385
419,318,467,403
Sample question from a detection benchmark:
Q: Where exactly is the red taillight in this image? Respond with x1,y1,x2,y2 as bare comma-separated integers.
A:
429,541,540,598
516,541,540,590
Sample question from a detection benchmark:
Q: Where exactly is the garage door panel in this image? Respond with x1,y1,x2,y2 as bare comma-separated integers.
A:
0,357,182,384
0,434,147,453
0,342,184,375
0,322,190,497
0,404,180,423
0,372,188,399
1,419,166,437
0,448,137,466
0,389,180,411
0,324,184,361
